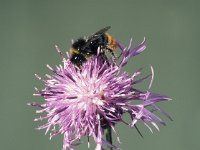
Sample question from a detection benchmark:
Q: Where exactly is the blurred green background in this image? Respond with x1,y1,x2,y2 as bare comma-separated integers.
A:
0,0,199,150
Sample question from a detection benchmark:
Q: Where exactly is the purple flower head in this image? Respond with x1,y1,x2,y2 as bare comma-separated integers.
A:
29,37,171,150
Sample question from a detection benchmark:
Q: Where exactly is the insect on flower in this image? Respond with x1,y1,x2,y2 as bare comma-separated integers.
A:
70,26,117,67
28,27,172,150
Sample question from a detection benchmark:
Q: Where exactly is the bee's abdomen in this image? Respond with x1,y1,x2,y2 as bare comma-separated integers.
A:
105,33,117,51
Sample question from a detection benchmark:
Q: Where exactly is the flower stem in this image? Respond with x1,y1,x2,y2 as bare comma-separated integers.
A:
105,125,113,150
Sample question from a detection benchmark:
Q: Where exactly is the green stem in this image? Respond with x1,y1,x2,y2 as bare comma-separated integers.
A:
105,125,113,150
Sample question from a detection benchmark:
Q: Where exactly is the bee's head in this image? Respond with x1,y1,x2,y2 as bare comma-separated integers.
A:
70,53,87,67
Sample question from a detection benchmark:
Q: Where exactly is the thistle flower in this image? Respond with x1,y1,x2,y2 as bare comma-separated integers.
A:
28,38,171,150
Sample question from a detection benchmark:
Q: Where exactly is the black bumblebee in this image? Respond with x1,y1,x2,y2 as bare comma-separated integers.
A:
69,26,117,67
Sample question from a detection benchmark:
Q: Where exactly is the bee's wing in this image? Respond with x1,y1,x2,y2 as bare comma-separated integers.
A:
88,26,111,40
82,26,111,50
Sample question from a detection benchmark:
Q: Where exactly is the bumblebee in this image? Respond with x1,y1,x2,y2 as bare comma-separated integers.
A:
69,26,117,67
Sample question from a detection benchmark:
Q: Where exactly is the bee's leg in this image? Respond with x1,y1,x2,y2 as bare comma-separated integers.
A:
99,52,109,64
107,48,117,60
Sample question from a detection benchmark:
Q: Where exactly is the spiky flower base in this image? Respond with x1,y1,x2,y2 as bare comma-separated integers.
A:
29,38,171,150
